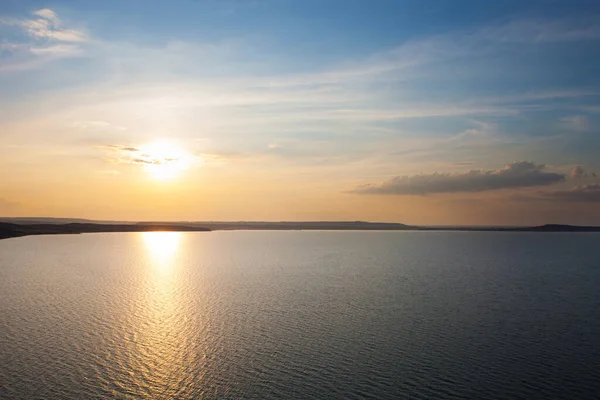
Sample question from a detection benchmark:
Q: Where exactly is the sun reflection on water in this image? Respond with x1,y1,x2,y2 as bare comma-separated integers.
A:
142,231,181,274
124,231,195,396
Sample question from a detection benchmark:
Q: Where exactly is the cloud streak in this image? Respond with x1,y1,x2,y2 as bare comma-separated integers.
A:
353,162,565,195
104,145,160,165
103,143,198,168
536,184,600,203
561,115,591,132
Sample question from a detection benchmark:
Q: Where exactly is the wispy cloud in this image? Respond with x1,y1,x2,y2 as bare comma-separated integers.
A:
19,8,87,42
516,184,600,203
561,115,591,132
104,145,158,165
28,44,82,56
0,8,88,71
353,162,565,195
102,143,200,168
260,17,600,91
541,184,600,202
71,120,127,132
2,11,599,187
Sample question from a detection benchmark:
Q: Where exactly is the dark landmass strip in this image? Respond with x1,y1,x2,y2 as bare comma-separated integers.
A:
415,224,600,232
1,220,600,240
0,222,210,240
138,221,413,231
137,221,600,232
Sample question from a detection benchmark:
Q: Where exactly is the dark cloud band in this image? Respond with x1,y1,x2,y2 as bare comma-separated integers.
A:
353,161,565,195
540,184,600,202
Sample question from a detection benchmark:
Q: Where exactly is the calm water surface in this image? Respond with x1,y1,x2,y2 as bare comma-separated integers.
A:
1,231,599,399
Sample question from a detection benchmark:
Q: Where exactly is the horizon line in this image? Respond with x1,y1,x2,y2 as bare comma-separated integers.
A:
0,216,588,228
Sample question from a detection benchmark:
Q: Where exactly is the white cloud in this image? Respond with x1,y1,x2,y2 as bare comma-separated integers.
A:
0,8,88,71
33,9,59,22
18,9,87,42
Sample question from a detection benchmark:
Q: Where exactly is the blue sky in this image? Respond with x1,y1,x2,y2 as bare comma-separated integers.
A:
1,0,599,224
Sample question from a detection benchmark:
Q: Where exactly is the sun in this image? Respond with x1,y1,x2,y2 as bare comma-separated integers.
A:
139,140,193,180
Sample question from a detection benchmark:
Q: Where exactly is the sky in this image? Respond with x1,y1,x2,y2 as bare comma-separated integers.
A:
1,0,600,225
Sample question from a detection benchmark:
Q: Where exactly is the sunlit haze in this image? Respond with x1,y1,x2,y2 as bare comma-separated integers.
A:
1,0,599,225
139,141,194,180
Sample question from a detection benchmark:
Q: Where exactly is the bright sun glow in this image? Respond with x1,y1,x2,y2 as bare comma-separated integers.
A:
139,140,193,180
142,231,181,274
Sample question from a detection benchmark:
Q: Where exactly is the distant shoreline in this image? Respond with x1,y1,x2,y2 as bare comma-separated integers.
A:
0,222,211,241
2,220,600,240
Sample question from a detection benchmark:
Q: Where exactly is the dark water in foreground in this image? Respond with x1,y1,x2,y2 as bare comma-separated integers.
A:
1,231,599,399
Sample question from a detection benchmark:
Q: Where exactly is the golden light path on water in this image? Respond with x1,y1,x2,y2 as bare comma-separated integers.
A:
117,231,202,398
142,232,182,275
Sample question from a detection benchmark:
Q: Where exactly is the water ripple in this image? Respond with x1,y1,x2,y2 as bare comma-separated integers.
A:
1,231,600,399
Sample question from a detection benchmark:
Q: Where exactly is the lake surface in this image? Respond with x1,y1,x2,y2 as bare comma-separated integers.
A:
1,231,600,399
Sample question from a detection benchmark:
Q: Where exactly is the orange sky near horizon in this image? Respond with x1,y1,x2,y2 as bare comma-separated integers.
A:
1,5,600,225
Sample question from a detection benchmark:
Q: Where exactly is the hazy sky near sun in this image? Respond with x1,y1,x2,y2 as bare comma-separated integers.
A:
1,0,600,225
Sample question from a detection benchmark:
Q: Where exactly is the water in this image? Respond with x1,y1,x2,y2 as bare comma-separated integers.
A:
1,231,599,399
